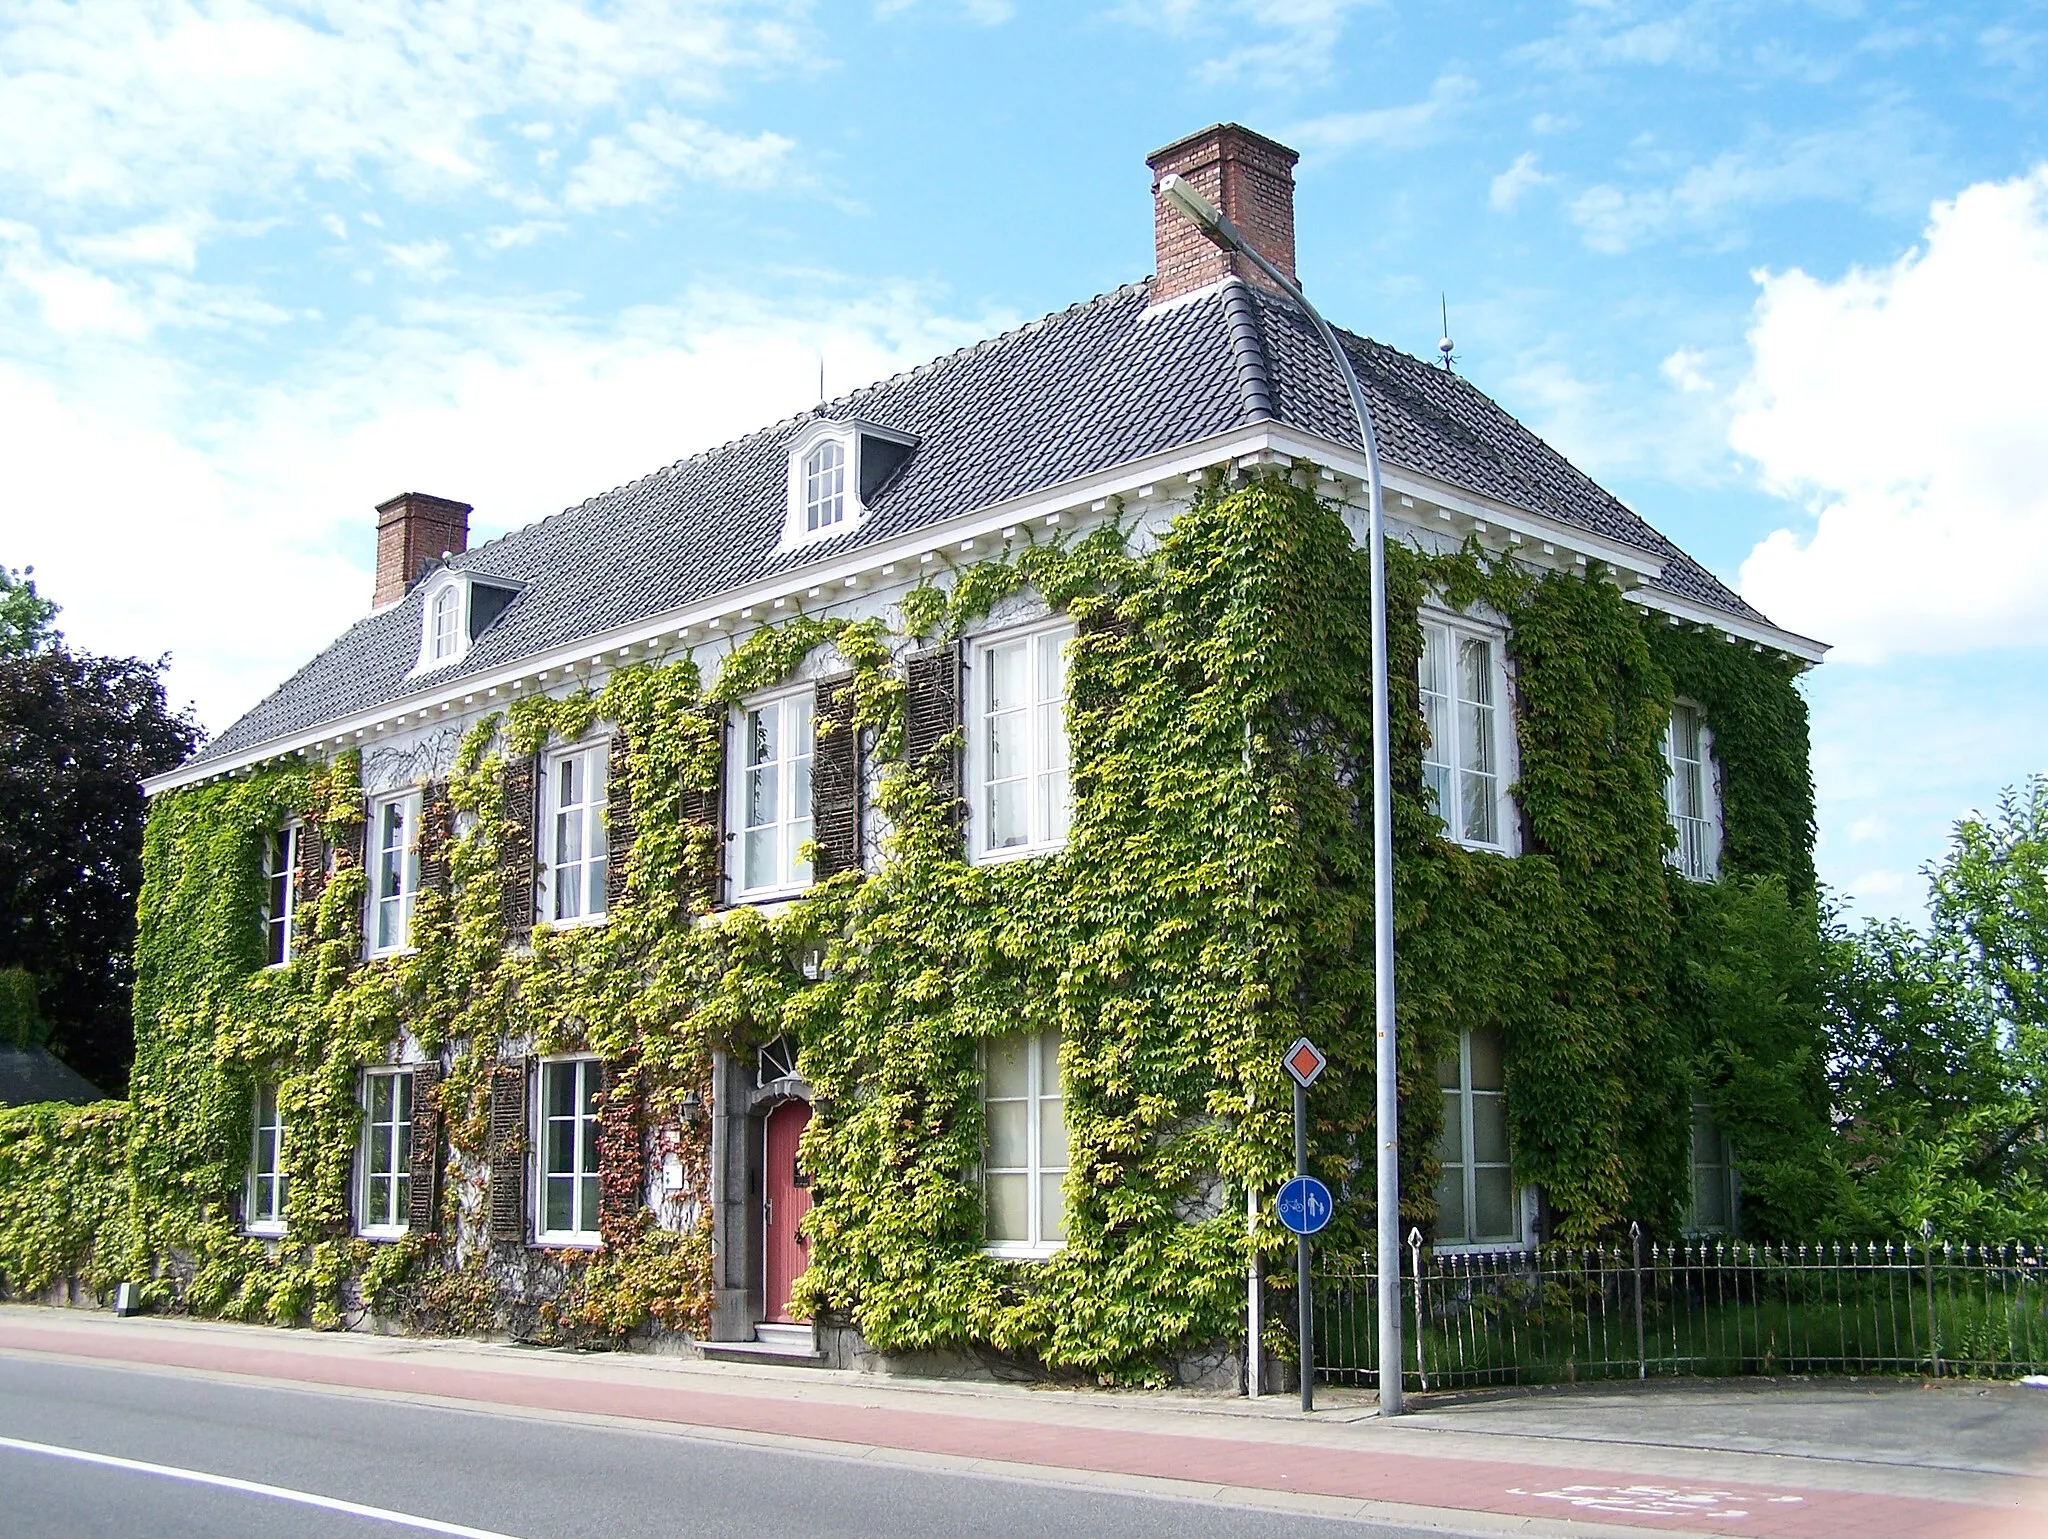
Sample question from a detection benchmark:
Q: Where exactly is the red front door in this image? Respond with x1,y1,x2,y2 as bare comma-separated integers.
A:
763,1100,812,1324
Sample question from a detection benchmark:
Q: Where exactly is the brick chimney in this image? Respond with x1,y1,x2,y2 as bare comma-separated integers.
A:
373,492,471,610
1146,124,1300,305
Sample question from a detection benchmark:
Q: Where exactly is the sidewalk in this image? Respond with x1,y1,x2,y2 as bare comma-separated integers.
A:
1,1305,2042,1537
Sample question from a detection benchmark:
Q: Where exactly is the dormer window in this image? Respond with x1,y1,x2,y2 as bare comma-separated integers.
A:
429,585,461,663
410,569,524,677
782,418,920,551
804,441,846,532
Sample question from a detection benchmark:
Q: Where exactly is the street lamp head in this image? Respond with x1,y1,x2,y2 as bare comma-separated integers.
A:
1157,173,1243,253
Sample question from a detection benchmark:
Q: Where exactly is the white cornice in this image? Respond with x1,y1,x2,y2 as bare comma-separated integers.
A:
148,417,1826,794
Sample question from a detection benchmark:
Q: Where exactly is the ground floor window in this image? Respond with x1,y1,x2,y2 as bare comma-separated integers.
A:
1435,1028,1517,1246
1685,1099,1738,1235
246,1082,286,1235
983,1028,1066,1256
358,1068,414,1238
538,1056,602,1244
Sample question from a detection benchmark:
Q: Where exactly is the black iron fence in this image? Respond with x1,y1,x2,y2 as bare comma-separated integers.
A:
1313,1233,2048,1391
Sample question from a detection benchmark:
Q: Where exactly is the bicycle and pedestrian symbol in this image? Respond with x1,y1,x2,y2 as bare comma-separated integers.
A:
1275,1174,1333,1235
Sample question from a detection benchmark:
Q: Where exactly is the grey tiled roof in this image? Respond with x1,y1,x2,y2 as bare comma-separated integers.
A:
0,1046,104,1107
184,279,1769,770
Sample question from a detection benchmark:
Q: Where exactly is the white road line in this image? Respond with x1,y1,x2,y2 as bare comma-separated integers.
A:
0,1432,529,1538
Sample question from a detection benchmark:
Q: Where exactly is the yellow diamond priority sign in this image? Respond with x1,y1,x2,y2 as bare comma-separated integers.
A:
1284,1037,1326,1088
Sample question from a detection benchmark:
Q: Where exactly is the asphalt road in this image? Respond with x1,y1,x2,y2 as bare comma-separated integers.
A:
0,1355,1436,1538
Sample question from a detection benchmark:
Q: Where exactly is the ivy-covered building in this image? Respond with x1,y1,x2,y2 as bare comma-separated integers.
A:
92,124,1826,1382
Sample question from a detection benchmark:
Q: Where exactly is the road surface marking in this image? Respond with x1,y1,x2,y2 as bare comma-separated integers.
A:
0,1432,528,1538
1508,1483,1807,1519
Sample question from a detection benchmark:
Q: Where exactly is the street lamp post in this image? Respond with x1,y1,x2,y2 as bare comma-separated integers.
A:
1160,174,1403,1417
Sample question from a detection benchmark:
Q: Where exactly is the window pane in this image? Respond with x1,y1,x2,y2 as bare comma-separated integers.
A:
746,762,778,830
1434,1051,1461,1091
986,1173,1028,1242
747,706,779,769
1467,1030,1505,1091
543,1062,573,1121
368,1174,391,1225
787,816,813,888
1471,1091,1509,1165
986,642,1025,713
1037,631,1068,701
1039,1173,1065,1243
987,707,1026,781
987,780,1026,849
1460,768,1497,845
1436,1089,1463,1159
1435,1168,1466,1243
1422,762,1452,832
793,746,813,822
1037,1096,1067,1170
1458,636,1493,708
545,1174,573,1234
744,828,777,890
547,1118,575,1176
580,1174,600,1234
1420,626,1448,699
985,1038,1028,1100
1474,1168,1516,1240
986,1100,1028,1168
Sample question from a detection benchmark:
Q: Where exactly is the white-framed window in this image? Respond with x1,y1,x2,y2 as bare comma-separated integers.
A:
1665,701,1721,882
261,825,296,968
983,1028,1066,1257
536,1056,602,1245
358,1068,413,1238
246,1082,287,1235
368,790,421,957
732,690,814,900
541,741,609,925
1685,1099,1738,1235
970,623,1074,862
803,440,846,532
429,583,462,663
1420,618,1512,851
1434,1028,1519,1248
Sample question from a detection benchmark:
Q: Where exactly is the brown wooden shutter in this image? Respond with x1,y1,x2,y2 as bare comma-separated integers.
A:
417,780,454,894
596,1059,642,1241
604,730,635,914
677,705,727,910
904,644,962,811
487,1061,529,1244
812,674,861,879
500,756,539,945
406,1061,444,1237
293,824,329,946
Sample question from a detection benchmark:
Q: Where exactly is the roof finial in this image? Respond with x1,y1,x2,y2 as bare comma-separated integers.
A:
817,353,826,409
1438,294,1457,373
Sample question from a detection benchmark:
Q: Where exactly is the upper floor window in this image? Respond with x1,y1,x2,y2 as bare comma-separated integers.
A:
803,441,846,532
972,623,1073,861
246,1082,287,1235
261,826,296,967
542,742,609,925
1685,1098,1737,1235
1435,1028,1517,1248
1665,702,1721,882
734,691,813,900
359,1068,413,1239
369,791,421,957
537,1056,602,1246
1420,619,1510,851
428,584,461,663
983,1028,1065,1257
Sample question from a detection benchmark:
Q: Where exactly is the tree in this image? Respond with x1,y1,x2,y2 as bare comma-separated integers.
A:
0,571,199,1091
1824,776,2048,1238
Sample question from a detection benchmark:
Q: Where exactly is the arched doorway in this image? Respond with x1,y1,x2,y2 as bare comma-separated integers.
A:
761,1098,812,1324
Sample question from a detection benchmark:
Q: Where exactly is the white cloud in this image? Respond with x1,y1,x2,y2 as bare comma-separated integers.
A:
563,111,797,211
1569,112,1936,255
1109,0,1381,88
1659,347,1713,393
0,1,809,221
1518,2,1727,73
1289,74,1476,157
875,0,1014,22
1734,165,2048,662
1489,151,1553,212
381,239,454,278
0,281,1004,736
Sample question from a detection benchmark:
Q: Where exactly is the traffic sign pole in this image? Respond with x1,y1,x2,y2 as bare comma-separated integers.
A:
1294,1075,1312,1412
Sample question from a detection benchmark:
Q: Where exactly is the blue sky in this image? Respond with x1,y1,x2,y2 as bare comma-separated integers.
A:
2,0,2045,921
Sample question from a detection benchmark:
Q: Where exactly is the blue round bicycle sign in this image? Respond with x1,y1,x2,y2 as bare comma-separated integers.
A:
1275,1175,1334,1236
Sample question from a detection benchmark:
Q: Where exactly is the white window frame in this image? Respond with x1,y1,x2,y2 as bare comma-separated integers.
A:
803,439,847,533
1433,1028,1530,1252
540,738,610,928
1419,612,1517,854
261,824,297,968
411,571,471,675
729,686,816,903
246,1082,287,1237
781,422,864,549
357,1067,414,1240
1664,700,1722,883
981,1027,1066,1259
534,1054,603,1247
965,620,1075,865
367,789,422,958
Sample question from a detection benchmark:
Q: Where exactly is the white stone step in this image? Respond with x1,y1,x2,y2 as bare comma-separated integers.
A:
752,1323,815,1354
